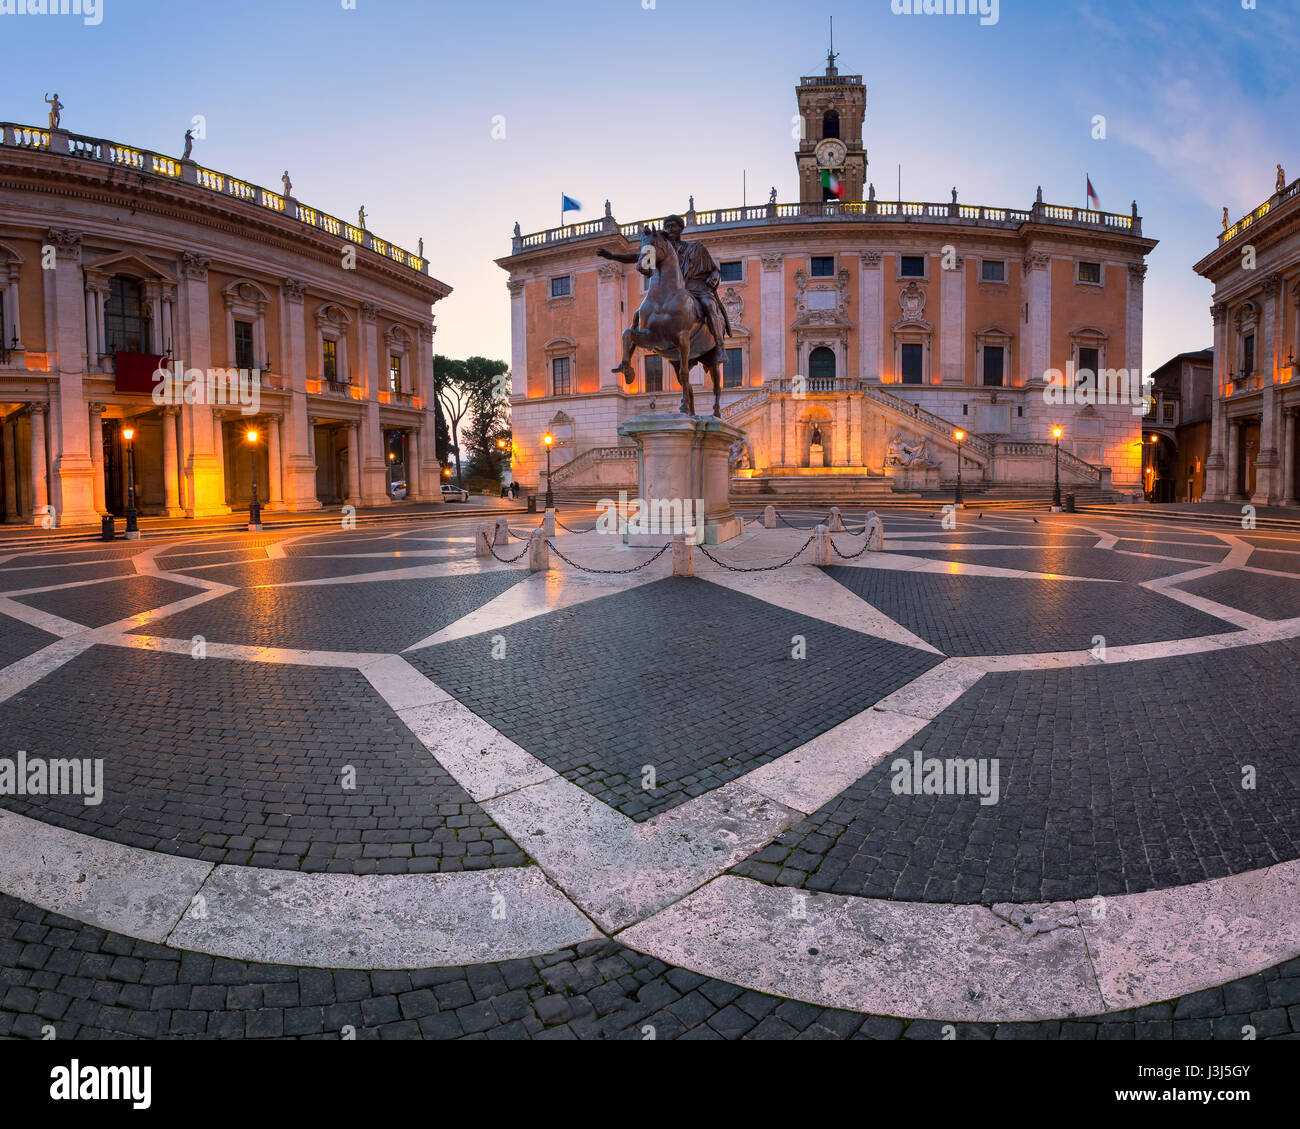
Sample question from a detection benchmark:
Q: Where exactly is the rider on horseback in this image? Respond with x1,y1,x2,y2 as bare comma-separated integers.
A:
597,214,731,385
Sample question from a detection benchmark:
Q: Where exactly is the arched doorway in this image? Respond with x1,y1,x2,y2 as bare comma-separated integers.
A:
808,347,836,392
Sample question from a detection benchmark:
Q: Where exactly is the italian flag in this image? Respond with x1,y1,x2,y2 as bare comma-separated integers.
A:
821,169,844,199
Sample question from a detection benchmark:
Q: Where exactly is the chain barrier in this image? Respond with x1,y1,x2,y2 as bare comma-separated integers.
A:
829,535,875,561
504,523,541,541
553,516,597,534
776,510,832,530
479,530,531,563
696,533,816,573
545,540,672,575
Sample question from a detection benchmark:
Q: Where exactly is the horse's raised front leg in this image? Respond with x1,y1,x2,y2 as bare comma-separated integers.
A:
707,353,724,418
675,334,694,416
612,323,645,385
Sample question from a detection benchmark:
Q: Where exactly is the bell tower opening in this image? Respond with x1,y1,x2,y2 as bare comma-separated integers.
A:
795,44,868,205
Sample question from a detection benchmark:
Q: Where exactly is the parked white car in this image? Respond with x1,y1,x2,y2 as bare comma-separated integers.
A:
441,483,469,503
390,479,408,500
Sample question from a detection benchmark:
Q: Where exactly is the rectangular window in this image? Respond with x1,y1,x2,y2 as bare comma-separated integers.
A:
982,345,1005,387
723,348,743,388
1244,334,1256,376
644,354,663,393
1162,402,1175,423
550,276,571,299
810,256,835,278
900,256,926,279
981,260,1006,283
389,354,402,394
104,276,150,354
323,339,338,382
719,261,743,283
552,356,571,396
234,321,255,370
1078,347,1100,387
901,343,924,384
1078,261,1102,284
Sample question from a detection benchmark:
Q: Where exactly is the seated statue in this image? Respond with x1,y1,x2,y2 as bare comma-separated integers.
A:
729,438,753,471
886,432,938,469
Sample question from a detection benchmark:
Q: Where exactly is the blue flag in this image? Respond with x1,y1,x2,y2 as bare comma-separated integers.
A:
561,193,582,214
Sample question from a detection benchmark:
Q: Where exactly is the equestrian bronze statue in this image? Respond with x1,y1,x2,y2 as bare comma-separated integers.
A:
596,214,732,417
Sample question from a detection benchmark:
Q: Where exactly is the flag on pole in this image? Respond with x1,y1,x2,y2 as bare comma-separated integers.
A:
561,193,582,215
1086,176,1100,211
820,169,844,200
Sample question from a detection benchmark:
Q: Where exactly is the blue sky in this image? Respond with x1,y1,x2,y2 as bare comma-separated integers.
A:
3,0,1296,369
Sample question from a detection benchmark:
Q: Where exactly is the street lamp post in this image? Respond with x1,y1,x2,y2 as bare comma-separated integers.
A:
246,429,262,530
1051,425,1063,512
953,429,965,507
122,426,139,539
543,433,554,509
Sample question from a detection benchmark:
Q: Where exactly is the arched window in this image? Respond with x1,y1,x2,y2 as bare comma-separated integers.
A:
809,347,836,390
822,111,840,140
105,276,150,353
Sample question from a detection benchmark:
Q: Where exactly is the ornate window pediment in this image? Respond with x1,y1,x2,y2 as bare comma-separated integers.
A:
314,302,353,330
720,286,750,337
792,267,852,330
222,279,271,314
83,250,178,286
892,281,932,331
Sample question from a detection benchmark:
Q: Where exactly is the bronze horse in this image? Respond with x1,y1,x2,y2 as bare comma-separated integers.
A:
611,227,727,418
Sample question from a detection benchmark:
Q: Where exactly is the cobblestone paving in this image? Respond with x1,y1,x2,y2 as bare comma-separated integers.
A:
284,536,426,557
411,577,941,820
1176,569,1300,621
133,572,528,652
1248,550,1300,575
168,556,449,588
2,546,152,566
881,547,1198,583
0,560,136,593
1,895,1297,1041
156,549,268,571
822,567,1238,655
0,612,60,668
731,638,1300,902
1112,539,1231,563
0,648,525,874
11,576,199,628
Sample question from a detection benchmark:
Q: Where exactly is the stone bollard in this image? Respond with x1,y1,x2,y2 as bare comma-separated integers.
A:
542,508,556,537
475,523,492,558
811,524,832,566
865,511,885,552
763,505,776,529
828,507,844,532
528,527,549,572
494,516,509,547
671,533,694,577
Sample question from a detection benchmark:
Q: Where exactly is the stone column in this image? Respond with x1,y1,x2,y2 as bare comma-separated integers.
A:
1126,264,1147,378
359,302,388,506
88,403,106,514
939,255,965,384
1204,303,1229,501
29,404,48,522
2,416,18,521
177,254,230,516
267,415,284,508
346,422,361,504
1254,274,1284,504
161,407,183,516
212,411,228,507
760,255,785,383
1283,408,1298,507
597,263,625,390
281,279,321,511
833,394,850,467
1024,251,1052,386
1225,418,1242,501
407,429,420,500
858,252,882,381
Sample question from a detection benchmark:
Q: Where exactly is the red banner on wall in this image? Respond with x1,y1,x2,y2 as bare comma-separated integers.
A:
113,353,169,395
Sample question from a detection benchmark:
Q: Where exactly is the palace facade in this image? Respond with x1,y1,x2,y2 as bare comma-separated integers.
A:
1195,170,1300,507
0,120,449,526
499,57,1156,502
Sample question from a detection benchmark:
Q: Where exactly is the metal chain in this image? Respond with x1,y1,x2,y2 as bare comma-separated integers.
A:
775,510,831,530
545,540,673,574
479,530,531,563
696,533,816,572
505,523,541,541
829,535,874,561
553,516,597,534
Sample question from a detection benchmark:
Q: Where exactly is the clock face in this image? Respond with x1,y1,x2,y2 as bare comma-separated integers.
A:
816,139,847,169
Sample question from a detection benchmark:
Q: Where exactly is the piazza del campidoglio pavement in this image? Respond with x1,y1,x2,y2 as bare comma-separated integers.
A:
1,506,1299,1041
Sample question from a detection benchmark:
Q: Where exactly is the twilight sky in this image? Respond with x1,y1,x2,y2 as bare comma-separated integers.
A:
4,0,1297,371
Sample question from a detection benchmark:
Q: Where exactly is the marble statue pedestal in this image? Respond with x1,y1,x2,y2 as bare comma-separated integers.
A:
617,413,745,546
885,463,941,493
809,444,825,469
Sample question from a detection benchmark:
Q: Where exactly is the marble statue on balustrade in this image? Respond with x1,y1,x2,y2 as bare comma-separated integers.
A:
729,438,753,471
886,433,938,469
358,205,368,229
770,186,778,205
418,238,424,257
45,93,63,129
283,171,293,197
1278,165,1287,194
182,130,194,160
514,222,522,239
1223,207,1230,232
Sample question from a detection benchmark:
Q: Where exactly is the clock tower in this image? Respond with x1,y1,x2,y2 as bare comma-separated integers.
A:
795,52,867,204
